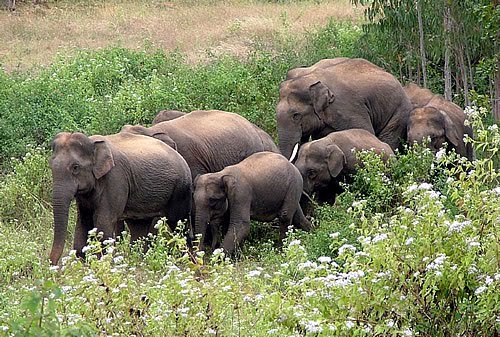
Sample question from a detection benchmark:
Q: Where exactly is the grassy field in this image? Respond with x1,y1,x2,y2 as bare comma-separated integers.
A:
1,0,361,71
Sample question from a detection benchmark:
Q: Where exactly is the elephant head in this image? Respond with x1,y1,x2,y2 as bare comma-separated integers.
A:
407,106,461,153
276,76,335,159
193,173,235,250
294,140,346,195
48,132,115,265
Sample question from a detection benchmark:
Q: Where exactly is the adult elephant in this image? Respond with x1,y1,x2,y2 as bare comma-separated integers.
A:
276,57,413,158
404,83,474,160
294,129,394,204
49,131,192,265
122,109,279,180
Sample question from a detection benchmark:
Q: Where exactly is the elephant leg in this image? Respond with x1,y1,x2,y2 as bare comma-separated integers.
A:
127,218,155,254
127,218,154,242
114,220,126,237
73,206,94,259
222,222,250,256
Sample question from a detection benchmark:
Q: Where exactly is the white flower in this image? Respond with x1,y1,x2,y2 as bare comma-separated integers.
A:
338,244,357,255
329,232,340,239
402,328,413,336
405,237,415,245
386,319,395,328
212,248,224,256
304,320,322,333
103,238,115,245
267,328,279,334
435,148,446,160
81,245,91,253
318,256,332,264
372,233,388,243
345,320,355,329
492,187,500,195
88,228,97,235
475,286,488,295
289,239,301,246
247,270,261,277
49,265,59,272
419,182,433,190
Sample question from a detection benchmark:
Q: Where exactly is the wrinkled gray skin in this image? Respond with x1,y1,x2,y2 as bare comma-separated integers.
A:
294,129,394,204
404,83,474,160
193,152,312,255
276,57,412,158
152,110,186,125
49,132,192,265
122,109,279,180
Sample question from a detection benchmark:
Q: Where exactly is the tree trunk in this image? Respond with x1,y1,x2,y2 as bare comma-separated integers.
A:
444,1,453,101
416,0,427,88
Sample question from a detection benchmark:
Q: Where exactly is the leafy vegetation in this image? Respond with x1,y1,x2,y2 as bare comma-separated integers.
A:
0,6,498,337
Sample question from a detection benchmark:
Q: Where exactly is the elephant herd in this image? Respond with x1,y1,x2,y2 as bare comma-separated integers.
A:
48,57,473,265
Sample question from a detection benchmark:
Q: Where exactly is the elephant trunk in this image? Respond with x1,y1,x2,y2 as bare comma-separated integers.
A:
194,211,210,251
277,125,303,160
49,182,76,265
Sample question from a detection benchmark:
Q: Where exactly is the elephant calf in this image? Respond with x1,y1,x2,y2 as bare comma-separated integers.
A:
193,152,312,255
294,129,394,204
404,83,474,160
49,131,192,265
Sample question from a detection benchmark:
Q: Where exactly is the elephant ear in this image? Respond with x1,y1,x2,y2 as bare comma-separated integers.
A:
151,132,177,151
309,81,335,119
221,174,237,199
440,110,460,147
326,144,346,178
92,137,115,180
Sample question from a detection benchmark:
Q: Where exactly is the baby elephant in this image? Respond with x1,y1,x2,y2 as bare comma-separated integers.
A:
193,152,312,255
294,129,394,204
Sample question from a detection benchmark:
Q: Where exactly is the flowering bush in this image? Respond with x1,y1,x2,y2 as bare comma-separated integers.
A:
0,105,496,336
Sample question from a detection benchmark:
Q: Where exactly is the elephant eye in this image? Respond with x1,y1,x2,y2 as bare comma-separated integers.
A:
307,169,317,178
71,163,80,175
292,113,301,121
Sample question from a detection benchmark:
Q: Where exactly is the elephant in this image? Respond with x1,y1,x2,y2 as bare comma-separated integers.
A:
121,109,279,180
276,57,413,158
193,151,312,255
152,109,186,125
48,131,192,265
404,83,474,160
294,129,394,204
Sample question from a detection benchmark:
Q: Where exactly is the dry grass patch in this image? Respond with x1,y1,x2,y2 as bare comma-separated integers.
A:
0,0,362,71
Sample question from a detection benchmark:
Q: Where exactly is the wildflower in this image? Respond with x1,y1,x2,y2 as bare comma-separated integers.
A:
345,320,355,329
49,265,59,272
475,286,487,295
289,239,301,246
338,244,356,255
372,233,388,243
402,328,414,336
103,238,115,245
303,320,322,333
329,232,340,239
435,148,446,160
405,237,415,245
386,319,395,328
88,228,98,235
317,256,332,264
